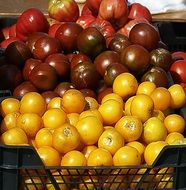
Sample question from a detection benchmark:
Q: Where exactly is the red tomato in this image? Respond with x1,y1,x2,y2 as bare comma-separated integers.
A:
172,51,186,60
16,8,49,41
170,60,186,84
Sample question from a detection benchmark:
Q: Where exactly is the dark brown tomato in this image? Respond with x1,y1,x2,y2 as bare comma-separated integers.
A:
104,63,129,86
97,87,113,104
80,88,97,99
94,50,121,76
150,48,173,71
120,44,150,76
129,22,160,51
71,61,101,90
54,82,75,97
41,91,59,104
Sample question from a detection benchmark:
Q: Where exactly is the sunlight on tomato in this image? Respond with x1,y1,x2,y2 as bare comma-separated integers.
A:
136,81,156,96
98,128,125,155
168,84,186,109
37,146,61,166
144,141,168,165
35,128,53,148
47,97,63,110
1,112,20,133
0,98,20,117
81,145,98,159
115,115,143,142
76,116,104,145
87,148,113,166
67,113,79,126
42,108,67,129
113,145,141,166
20,92,47,116
17,113,43,138
150,87,171,111
1,127,28,145
98,99,123,125
164,114,185,133
130,94,154,123
113,72,138,101
62,89,86,113
165,132,184,145
52,123,81,154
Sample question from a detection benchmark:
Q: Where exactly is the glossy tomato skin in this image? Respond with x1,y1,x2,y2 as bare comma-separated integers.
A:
76,14,96,29
86,0,102,16
48,0,79,22
98,0,129,29
128,3,152,22
55,22,83,53
77,27,106,59
16,8,49,41
71,61,101,90
170,60,186,84
54,82,75,97
129,22,160,51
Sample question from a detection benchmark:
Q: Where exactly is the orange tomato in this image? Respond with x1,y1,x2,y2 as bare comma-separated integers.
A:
62,89,86,113
81,145,98,159
0,98,20,117
76,116,104,145
113,145,141,166
20,92,46,116
0,112,20,133
87,148,113,166
35,128,53,148
98,99,123,125
126,141,145,157
1,127,28,145
168,84,186,109
165,132,184,145
124,96,134,116
113,72,138,101
152,109,165,121
130,94,154,123
17,113,43,138
42,108,67,129
164,114,185,133
84,96,99,110
37,146,61,166
115,115,143,142
98,128,125,155
142,117,167,144
67,113,79,126
52,123,81,154
150,87,171,111
47,97,63,110
136,81,156,96
144,141,168,165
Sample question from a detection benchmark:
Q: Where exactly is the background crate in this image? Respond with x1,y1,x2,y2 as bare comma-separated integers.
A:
155,22,186,52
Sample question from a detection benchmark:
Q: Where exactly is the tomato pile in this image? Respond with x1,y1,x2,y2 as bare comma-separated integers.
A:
0,0,186,174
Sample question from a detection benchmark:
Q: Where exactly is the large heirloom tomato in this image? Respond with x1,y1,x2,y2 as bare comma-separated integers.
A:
16,8,49,41
48,0,79,22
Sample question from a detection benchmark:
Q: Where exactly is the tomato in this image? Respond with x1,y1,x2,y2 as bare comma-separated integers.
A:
48,0,79,22
165,132,184,145
128,3,152,22
170,59,186,84
136,81,156,96
16,8,49,41
86,0,102,16
47,97,63,110
172,51,186,60
81,145,97,159
76,14,96,29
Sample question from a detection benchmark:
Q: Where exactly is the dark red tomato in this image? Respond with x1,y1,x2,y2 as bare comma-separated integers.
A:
94,50,121,76
48,0,79,22
48,23,63,37
128,3,152,22
41,91,59,104
9,24,17,38
55,22,83,53
170,60,186,84
71,61,100,90
97,87,113,104
0,37,20,49
108,33,132,55
120,44,150,76
45,53,70,79
32,36,62,60
80,88,97,99
81,3,94,16
86,0,102,16
104,63,129,86
54,82,75,97
141,66,169,88
13,81,38,97
77,27,106,59
98,0,129,29
129,22,160,51
150,48,173,71
16,8,49,41
70,53,91,69
76,15,96,29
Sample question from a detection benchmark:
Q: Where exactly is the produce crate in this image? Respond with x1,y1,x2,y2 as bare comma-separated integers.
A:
154,22,186,52
0,143,186,190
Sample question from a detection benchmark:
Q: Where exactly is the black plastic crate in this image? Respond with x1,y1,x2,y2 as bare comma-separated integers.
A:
0,144,186,190
155,22,186,52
